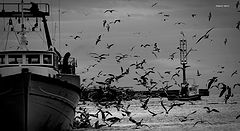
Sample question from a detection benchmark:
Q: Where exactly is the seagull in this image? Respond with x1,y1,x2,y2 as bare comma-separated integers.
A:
192,14,197,18
121,108,131,117
175,22,185,25
224,86,232,103
74,35,81,40
161,101,175,114
180,31,185,37
208,12,212,21
148,110,164,117
192,34,197,38
140,44,151,48
231,70,238,77
104,9,116,13
153,42,161,52
96,35,102,45
218,82,228,97
129,117,150,129
103,20,107,27
106,43,114,49
164,71,171,74
175,111,196,122
203,107,219,113
106,24,110,32
236,114,240,119
224,38,227,45
114,19,121,24
236,21,240,30
193,119,212,127
171,72,180,80
105,117,122,126
196,70,201,76
233,83,240,88
140,97,150,110
207,77,218,89
151,2,158,7
169,52,177,60
164,14,170,17
236,1,239,8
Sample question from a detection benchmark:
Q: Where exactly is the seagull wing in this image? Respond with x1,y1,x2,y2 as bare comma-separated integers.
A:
219,86,227,97
211,109,219,112
161,101,168,113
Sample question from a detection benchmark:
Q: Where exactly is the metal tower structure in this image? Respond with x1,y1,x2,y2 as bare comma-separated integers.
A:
180,39,187,84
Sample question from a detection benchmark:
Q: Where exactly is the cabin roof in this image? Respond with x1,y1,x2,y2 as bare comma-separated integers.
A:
0,50,55,54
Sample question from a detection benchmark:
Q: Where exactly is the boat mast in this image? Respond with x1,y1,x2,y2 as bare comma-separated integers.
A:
180,39,187,84
58,0,61,54
19,0,29,51
179,39,188,96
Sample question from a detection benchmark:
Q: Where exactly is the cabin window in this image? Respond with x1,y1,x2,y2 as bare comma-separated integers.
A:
0,55,5,64
43,54,52,64
26,55,40,64
8,55,22,64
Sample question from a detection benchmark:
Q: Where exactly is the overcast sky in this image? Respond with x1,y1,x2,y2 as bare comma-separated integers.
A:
0,0,240,92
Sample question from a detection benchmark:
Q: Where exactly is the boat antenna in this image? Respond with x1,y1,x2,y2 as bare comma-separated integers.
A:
19,0,28,50
58,0,61,54
21,0,24,32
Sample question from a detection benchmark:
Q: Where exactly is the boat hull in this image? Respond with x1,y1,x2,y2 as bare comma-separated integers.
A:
0,71,80,131
167,94,201,101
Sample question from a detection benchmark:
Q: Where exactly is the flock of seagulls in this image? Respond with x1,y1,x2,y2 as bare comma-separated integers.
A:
69,0,240,129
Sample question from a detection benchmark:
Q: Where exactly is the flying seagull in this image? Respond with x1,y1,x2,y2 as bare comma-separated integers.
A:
96,35,102,45
236,1,239,8
208,12,212,21
192,14,197,18
224,38,227,45
129,117,150,129
114,19,121,24
175,111,197,122
203,107,219,113
106,43,114,49
236,21,240,30
74,35,81,40
103,20,107,27
147,110,163,117
196,70,201,76
207,77,218,89
151,2,158,7
193,119,212,127
231,70,238,77
104,9,116,13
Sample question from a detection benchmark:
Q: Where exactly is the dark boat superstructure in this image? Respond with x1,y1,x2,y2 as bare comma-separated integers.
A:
0,1,81,131
167,39,202,101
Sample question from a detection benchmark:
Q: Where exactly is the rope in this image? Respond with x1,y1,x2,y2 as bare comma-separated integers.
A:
4,25,10,50
26,19,47,48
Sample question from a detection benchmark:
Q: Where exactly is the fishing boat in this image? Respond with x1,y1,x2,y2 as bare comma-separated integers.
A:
0,1,81,131
167,39,202,101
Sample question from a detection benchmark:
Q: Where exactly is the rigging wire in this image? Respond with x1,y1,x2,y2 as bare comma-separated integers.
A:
14,31,25,50
26,18,47,48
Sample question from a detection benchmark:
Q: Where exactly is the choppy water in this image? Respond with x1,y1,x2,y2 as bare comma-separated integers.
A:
74,92,240,131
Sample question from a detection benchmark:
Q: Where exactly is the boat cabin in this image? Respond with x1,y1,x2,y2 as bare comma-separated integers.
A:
0,51,57,67
0,51,77,77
